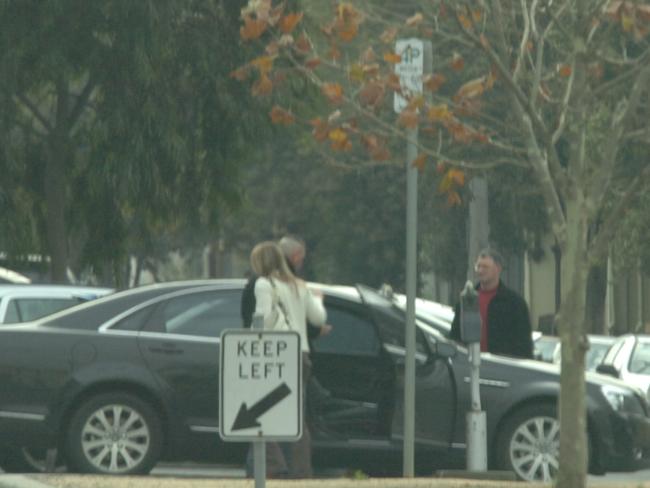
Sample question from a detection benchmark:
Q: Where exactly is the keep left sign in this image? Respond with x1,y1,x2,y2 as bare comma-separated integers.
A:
219,330,302,441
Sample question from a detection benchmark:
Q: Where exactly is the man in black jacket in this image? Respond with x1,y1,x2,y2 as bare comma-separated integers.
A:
450,248,533,359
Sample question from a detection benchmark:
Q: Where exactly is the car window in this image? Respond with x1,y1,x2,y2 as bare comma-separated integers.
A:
3,297,83,323
629,342,650,374
586,342,612,371
111,306,156,332
374,310,430,355
312,304,380,356
603,338,626,365
142,290,242,338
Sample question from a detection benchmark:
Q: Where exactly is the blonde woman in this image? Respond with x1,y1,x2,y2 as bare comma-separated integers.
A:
249,241,327,478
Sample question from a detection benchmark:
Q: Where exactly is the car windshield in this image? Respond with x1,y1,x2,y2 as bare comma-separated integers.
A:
629,340,650,375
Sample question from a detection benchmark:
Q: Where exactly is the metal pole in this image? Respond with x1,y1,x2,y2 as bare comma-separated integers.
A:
403,126,418,477
252,314,266,488
466,343,487,471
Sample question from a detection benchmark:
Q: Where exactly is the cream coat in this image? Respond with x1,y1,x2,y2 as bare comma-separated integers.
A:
254,277,326,352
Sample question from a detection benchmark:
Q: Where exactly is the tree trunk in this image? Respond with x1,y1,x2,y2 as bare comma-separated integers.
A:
556,199,590,488
44,136,69,283
585,262,608,334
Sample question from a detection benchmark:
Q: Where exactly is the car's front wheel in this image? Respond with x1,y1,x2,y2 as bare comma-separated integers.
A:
64,392,162,475
495,404,560,482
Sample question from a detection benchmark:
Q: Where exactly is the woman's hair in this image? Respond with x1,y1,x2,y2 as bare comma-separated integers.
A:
250,241,296,283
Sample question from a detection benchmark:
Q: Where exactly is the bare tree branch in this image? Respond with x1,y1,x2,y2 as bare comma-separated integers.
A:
590,164,650,264
513,0,532,83
591,60,650,204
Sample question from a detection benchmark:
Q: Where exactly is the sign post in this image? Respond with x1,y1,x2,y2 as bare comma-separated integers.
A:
219,328,302,487
394,38,431,478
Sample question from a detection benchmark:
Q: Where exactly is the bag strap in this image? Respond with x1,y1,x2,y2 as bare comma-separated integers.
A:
269,278,291,329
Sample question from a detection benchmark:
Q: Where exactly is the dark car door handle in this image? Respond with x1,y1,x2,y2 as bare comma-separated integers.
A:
148,343,183,355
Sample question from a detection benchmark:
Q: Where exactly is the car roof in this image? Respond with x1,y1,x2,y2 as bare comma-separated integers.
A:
0,284,114,298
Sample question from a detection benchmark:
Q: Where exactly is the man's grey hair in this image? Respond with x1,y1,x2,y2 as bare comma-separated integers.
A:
477,247,504,267
278,235,305,258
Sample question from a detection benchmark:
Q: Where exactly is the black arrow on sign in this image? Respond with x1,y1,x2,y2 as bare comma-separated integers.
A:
231,382,292,431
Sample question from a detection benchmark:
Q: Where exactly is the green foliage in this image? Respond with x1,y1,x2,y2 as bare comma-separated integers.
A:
0,0,265,283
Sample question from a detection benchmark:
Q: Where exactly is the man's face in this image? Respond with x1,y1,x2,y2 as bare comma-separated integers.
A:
474,255,501,288
290,248,306,271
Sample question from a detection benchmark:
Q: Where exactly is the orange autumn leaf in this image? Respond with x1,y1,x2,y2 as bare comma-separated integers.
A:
250,55,275,75
252,74,273,96
305,57,321,69
406,95,425,111
451,52,465,71
386,73,402,92
310,118,329,142
427,104,451,122
335,3,361,42
279,12,303,34
240,15,267,41
384,52,402,64
412,154,427,172
322,83,344,104
338,22,359,42
472,9,483,22
458,13,472,30
398,109,419,129
362,134,390,161
329,128,352,151
269,106,295,125
558,64,572,77
406,13,424,27
358,81,385,107
423,73,446,92
295,33,312,54
448,168,466,186
380,26,398,44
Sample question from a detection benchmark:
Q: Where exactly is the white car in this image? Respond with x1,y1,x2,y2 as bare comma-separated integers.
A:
598,334,650,399
0,285,114,324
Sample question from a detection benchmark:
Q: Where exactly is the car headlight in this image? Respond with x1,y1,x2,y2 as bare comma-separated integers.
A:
602,385,631,411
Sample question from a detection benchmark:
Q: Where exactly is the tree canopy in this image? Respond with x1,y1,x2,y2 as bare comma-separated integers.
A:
0,0,262,285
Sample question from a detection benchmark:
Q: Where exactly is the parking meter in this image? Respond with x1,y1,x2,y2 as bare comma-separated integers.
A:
459,280,487,471
460,281,481,343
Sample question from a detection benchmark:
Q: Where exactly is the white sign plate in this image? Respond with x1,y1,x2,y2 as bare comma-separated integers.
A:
394,38,425,113
219,329,302,441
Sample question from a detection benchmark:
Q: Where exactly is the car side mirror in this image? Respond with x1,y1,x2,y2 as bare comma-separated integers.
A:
596,364,620,378
433,341,457,359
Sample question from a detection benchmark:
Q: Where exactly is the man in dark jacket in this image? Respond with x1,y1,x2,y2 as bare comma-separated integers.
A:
450,248,533,359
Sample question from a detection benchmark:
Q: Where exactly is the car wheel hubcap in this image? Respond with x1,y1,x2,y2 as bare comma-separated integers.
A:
80,404,150,473
509,415,559,482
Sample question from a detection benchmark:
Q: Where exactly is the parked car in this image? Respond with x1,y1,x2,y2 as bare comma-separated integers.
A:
534,334,616,372
391,292,453,336
0,280,648,482
597,335,650,400
533,334,561,363
0,284,113,324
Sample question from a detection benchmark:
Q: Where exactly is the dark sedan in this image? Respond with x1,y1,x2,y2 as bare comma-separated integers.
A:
0,280,648,481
